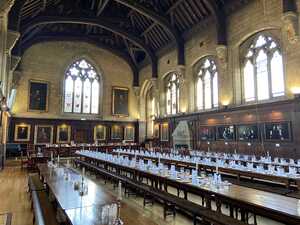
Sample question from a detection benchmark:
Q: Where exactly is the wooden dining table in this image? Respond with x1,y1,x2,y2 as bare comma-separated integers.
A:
38,164,118,225
76,152,300,225
111,151,300,190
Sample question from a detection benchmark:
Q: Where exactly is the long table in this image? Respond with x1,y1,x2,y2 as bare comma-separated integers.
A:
112,151,300,190
38,164,118,225
76,152,300,225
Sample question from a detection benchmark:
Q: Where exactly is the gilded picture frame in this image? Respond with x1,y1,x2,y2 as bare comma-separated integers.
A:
112,86,129,117
111,125,123,140
28,80,49,112
14,124,31,142
56,125,71,143
34,125,54,144
124,126,135,141
94,125,106,141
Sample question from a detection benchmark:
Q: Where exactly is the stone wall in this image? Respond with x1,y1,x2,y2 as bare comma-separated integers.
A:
12,41,139,122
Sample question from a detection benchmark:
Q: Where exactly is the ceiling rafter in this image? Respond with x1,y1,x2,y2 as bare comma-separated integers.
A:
20,15,158,78
8,0,27,31
113,0,184,65
20,35,140,86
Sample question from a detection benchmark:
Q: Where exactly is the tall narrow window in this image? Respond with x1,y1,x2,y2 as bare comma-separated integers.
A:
242,34,284,102
195,58,218,110
64,59,101,114
166,73,180,115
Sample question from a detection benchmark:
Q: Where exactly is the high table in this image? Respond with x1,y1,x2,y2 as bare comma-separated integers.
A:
38,164,119,225
76,152,300,225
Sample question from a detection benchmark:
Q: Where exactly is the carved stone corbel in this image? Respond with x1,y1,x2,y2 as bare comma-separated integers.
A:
216,44,228,69
176,65,186,88
133,86,141,101
282,11,299,44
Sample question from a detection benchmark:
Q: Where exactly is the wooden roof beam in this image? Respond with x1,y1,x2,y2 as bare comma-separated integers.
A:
21,15,157,78
113,0,184,66
8,0,27,31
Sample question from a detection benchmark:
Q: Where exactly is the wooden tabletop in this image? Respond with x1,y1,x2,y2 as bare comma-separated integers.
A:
38,164,116,210
77,153,300,224
65,204,117,225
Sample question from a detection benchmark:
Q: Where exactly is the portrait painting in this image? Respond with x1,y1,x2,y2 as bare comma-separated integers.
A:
217,125,235,140
57,125,71,143
34,125,53,144
265,122,291,141
199,126,216,141
112,87,129,116
124,126,135,141
160,123,169,141
154,124,160,138
237,124,259,141
28,80,49,111
111,125,123,139
14,124,31,142
94,125,106,141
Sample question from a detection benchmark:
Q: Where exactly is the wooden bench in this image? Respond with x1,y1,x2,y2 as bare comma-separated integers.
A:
28,174,58,225
74,159,248,225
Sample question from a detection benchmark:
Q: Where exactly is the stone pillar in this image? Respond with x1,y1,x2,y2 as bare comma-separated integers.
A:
176,65,187,113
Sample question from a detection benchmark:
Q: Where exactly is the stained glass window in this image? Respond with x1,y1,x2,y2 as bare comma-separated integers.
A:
166,73,179,115
196,58,218,110
64,59,100,114
242,34,284,102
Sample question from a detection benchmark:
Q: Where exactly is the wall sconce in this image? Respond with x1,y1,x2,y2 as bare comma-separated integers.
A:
247,142,251,146
275,143,280,148
207,141,210,145
225,142,228,145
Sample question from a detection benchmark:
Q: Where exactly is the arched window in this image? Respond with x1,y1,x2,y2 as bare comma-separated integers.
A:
195,58,218,110
146,86,155,138
166,73,179,115
242,34,284,102
64,59,101,114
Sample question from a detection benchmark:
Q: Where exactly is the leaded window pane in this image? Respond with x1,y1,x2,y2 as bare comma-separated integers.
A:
242,34,284,102
244,60,255,102
91,80,99,114
204,71,212,109
256,50,269,100
64,76,73,112
64,59,101,114
73,77,82,113
271,51,284,97
83,79,91,113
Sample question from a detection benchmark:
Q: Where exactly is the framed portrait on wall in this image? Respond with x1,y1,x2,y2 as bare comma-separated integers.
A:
112,87,129,116
160,123,169,141
28,80,49,111
264,122,291,141
94,125,106,141
237,124,259,141
124,126,135,141
154,124,159,138
34,125,53,144
217,125,235,141
14,124,31,141
199,126,215,141
111,125,123,140
57,125,71,143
